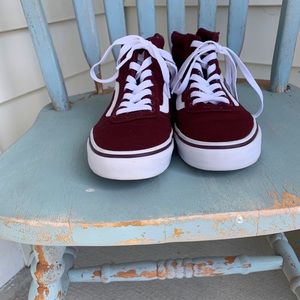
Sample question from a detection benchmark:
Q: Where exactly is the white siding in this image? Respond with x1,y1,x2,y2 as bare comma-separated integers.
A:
0,0,299,151
0,240,25,287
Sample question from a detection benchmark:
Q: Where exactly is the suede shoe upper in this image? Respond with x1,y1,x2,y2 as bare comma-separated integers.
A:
90,34,177,152
171,28,263,143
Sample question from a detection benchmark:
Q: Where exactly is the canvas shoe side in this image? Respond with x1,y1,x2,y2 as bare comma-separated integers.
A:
171,28,264,171
88,34,177,180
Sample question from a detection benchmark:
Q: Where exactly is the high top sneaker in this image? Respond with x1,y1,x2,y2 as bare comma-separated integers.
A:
88,34,177,180
171,28,264,171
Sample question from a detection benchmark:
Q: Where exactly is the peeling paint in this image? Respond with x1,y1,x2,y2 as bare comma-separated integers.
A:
35,285,49,300
207,260,214,266
115,269,137,278
224,256,236,265
119,238,154,245
195,263,223,277
92,270,102,278
57,290,63,299
140,271,157,279
34,246,49,300
174,228,184,237
114,269,157,279
56,233,72,243
270,191,300,209
2,194,300,246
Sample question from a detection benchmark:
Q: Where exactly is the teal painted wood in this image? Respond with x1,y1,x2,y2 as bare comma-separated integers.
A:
136,0,156,38
1,84,300,246
270,0,300,93
227,0,249,55
72,0,101,68
167,0,185,46
198,0,217,31
103,0,126,59
20,0,69,111
68,255,282,283
268,233,300,299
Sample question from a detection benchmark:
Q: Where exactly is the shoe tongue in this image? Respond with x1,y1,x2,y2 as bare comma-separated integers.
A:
196,28,221,78
196,28,220,42
147,33,165,49
120,34,165,90
121,33,164,78
171,31,202,68
172,29,223,98
171,28,220,69
128,33,164,65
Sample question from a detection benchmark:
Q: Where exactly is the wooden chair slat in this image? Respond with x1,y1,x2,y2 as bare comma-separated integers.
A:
198,0,217,31
103,0,127,60
270,0,300,93
167,0,185,47
72,0,101,68
136,0,156,38
20,0,69,111
227,0,249,55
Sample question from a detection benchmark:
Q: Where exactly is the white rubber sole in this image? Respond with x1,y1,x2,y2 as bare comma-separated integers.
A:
87,137,174,180
175,125,262,171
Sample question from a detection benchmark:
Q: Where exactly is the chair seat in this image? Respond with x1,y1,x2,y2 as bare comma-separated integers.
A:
0,83,300,246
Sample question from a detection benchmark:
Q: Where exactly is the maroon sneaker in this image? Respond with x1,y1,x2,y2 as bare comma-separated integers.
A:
88,34,177,180
171,28,264,171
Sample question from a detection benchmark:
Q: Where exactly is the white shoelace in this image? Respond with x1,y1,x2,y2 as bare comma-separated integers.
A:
90,35,177,115
172,40,264,118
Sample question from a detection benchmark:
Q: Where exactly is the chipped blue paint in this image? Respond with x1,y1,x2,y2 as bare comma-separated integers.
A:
198,0,217,31
68,255,283,283
28,246,66,300
72,0,101,67
268,233,300,298
20,0,69,111
28,246,76,300
227,0,249,55
270,0,300,92
136,0,156,38
167,0,185,46
103,0,126,59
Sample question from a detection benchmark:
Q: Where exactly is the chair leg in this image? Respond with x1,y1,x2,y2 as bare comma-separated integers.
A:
28,245,76,300
268,233,300,299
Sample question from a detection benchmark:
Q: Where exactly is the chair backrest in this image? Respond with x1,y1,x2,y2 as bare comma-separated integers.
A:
20,0,300,111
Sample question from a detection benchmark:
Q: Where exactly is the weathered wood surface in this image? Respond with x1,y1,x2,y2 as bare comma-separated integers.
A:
28,246,76,300
0,83,300,246
68,255,282,283
72,0,101,68
103,0,126,59
270,0,300,93
268,233,300,299
167,0,185,45
198,0,217,31
136,0,156,38
20,0,69,111
227,0,249,55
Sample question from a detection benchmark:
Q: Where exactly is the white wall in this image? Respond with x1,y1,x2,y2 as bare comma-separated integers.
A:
0,0,299,287
0,0,300,151
0,240,25,287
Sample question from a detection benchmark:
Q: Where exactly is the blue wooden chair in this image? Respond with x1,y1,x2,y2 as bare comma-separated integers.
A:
1,0,300,299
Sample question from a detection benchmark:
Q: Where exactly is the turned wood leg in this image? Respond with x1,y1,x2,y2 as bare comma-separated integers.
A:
28,246,76,300
268,233,300,299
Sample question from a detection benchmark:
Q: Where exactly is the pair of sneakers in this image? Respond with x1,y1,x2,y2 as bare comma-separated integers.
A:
88,28,263,180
